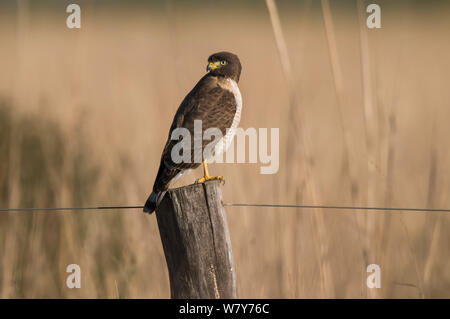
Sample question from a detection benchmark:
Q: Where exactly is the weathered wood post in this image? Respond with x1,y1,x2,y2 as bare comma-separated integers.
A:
155,180,237,299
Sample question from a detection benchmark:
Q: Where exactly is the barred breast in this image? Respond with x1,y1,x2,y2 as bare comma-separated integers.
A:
212,78,242,160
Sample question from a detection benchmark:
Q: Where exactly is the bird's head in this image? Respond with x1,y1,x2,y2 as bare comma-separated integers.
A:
206,51,242,82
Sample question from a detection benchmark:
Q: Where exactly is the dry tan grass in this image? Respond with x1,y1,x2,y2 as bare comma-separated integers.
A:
0,1,449,298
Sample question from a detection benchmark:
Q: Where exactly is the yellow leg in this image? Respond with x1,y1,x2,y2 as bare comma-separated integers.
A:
196,160,224,184
203,160,210,177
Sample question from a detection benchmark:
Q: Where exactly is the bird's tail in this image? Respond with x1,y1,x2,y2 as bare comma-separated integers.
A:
143,191,166,214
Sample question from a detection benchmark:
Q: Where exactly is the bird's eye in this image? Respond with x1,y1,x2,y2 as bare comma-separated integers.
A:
220,60,227,65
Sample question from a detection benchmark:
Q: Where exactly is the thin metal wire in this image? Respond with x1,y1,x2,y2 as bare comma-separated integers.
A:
222,203,450,213
0,206,143,212
0,204,449,213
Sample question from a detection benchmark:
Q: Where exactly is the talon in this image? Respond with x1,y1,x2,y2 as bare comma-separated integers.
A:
196,175,225,184
196,160,225,185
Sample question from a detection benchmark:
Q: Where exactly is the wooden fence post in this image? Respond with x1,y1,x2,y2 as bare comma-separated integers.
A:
155,180,237,299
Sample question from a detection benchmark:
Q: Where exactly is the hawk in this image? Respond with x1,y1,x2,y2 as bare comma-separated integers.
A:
143,52,242,214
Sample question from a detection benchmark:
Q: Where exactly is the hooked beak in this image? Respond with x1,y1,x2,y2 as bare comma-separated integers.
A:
207,61,220,72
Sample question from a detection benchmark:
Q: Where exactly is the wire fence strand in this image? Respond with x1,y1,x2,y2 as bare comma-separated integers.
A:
222,203,450,213
0,206,143,212
1,204,450,213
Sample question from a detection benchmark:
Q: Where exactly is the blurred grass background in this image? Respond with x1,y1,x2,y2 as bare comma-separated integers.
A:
0,0,449,298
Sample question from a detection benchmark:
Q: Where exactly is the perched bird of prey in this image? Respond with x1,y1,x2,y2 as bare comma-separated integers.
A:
144,51,242,214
